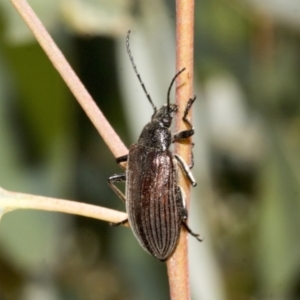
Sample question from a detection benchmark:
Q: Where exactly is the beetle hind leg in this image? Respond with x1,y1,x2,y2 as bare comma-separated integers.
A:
176,187,203,242
182,221,203,242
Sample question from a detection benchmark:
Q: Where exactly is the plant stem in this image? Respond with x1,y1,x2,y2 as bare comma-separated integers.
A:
0,187,127,223
9,0,127,159
167,1,195,299
6,0,128,223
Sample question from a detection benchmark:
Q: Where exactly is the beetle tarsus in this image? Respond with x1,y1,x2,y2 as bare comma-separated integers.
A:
182,221,203,242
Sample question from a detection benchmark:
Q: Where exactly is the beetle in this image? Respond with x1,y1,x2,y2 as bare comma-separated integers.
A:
108,30,202,261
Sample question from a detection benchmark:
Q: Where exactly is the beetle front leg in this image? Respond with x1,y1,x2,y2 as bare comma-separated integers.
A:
176,187,202,242
173,96,196,141
173,96,196,168
182,96,196,129
107,174,128,226
181,221,203,242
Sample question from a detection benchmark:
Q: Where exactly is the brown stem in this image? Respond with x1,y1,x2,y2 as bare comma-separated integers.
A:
167,1,195,300
9,0,128,159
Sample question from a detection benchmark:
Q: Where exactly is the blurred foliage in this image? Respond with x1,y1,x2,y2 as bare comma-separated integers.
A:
0,0,299,299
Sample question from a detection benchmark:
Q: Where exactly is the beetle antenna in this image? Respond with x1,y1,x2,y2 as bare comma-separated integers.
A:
126,30,157,114
167,68,186,113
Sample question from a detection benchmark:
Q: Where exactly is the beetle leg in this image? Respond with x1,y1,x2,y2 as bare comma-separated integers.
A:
109,155,128,224
176,187,203,242
189,143,195,169
173,96,196,169
183,96,196,129
181,222,203,242
172,96,196,142
174,154,197,187
173,129,194,141
107,174,128,226
116,154,128,164
107,174,126,202
110,218,129,227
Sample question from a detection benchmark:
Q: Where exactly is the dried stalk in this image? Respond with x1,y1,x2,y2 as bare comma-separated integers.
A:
0,187,127,223
167,1,195,300
5,0,128,223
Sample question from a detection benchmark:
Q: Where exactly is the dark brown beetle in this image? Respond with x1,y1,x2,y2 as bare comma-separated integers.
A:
108,31,202,261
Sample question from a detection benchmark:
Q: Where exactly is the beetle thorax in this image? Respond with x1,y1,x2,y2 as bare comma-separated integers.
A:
137,104,177,150
138,121,172,151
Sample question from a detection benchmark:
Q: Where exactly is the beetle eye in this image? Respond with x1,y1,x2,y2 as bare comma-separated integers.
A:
162,117,170,125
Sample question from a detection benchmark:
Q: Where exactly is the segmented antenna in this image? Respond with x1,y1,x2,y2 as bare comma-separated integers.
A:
167,68,186,113
126,30,157,114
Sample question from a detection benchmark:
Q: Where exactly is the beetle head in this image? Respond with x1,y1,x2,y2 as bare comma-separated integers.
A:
152,104,178,128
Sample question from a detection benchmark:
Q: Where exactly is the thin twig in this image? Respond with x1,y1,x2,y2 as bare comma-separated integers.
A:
0,187,127,223
9,0,127,159
4,0,128,223
167,1,195,300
